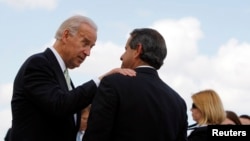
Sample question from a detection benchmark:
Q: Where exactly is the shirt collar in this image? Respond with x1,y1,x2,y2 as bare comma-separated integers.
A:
50,47,66,72
136,65,155,69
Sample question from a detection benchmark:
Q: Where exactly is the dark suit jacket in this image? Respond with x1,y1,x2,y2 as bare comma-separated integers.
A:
4,128,11,141
10,48,97,141
188,126,208,141
83,67,188,141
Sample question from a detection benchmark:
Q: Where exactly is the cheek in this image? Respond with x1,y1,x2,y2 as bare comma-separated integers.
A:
192,109,201,118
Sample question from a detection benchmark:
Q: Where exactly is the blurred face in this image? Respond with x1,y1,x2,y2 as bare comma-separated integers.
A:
221,118,236,125
80,109,90,131
120,36,138,69
62,23,97,69
191,103,202,123
239,118,250,125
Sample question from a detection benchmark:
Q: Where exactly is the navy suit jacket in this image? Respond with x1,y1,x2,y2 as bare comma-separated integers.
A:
10,48,97,141
83,67,188,141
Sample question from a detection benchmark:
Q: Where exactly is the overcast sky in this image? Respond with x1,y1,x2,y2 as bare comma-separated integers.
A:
1,0,250,139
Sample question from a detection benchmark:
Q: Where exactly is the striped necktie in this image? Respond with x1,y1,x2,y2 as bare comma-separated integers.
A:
64,69,72,90
64,69,77,124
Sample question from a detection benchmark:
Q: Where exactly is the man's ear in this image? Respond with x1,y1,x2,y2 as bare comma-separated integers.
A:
134,43,143,58
62,30,70,42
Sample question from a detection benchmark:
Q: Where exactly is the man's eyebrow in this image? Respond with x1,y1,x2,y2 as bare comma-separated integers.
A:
82,37,90,43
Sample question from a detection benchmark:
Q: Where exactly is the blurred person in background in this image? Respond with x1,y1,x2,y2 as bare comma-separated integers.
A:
221,110,241,125
76,104,91,141
239,114,250,125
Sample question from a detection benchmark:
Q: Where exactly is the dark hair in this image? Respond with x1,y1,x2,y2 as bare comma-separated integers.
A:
129,28,167,70
239,114,250,120
225,110,241,125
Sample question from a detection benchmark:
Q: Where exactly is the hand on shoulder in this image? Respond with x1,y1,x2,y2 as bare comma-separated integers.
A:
99,68,136,80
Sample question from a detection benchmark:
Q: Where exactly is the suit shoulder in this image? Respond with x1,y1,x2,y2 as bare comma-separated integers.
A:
24,49,56,66
19,50,55,74
24,51,47,62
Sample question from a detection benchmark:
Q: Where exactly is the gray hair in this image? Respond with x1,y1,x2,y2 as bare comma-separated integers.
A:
55,15,98,40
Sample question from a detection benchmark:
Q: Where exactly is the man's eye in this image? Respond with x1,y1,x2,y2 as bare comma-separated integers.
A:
82,41,90,47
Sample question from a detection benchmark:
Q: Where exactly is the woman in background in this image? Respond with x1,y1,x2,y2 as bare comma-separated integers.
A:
188,89,226,141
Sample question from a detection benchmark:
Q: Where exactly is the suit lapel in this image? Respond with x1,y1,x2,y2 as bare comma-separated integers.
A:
44,48,69,91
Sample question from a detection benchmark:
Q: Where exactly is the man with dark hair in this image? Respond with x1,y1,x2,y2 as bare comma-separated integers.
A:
83,28,188,141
